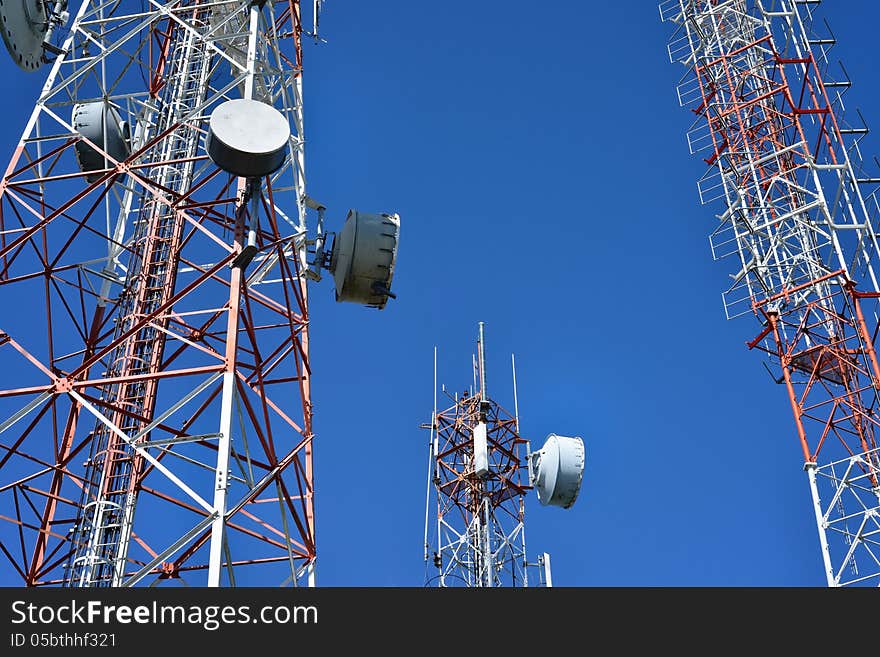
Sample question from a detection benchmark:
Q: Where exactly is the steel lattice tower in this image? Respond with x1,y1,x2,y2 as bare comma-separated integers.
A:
0,0,330,587
424,324,556,587
661,0,880,585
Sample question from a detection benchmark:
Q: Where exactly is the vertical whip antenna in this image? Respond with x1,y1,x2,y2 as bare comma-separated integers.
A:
424,346,437,562
511,353,520,433
478,321,487,400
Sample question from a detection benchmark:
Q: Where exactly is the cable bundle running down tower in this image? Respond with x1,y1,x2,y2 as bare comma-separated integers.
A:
660,0,880,586
424,323,584,587
0,0,400,587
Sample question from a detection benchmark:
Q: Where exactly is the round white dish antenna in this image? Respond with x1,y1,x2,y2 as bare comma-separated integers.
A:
330,210,400,309
72,102,131,182
530,434,584,509
206,99,290,178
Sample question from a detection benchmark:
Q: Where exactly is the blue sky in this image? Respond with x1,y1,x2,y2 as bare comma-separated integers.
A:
3,1,880,586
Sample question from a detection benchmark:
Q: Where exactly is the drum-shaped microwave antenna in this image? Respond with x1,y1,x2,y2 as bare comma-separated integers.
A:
0,0,49,70
206,99,290,178
72,102,132,182
530,434,584,509
330,210,400,309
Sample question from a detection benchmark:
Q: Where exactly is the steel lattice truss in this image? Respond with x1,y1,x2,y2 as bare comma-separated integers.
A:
426,393,533,587
0,0,319,586
661,0,880,585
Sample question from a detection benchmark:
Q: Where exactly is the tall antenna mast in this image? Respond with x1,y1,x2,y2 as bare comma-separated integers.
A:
511,353,520,432
0,0,401,587
424,323,585,587
478,321,487,399
660,0,880,586
423,347,437,563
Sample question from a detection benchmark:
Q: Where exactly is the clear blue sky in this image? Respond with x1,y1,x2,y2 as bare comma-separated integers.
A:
3,1,880,586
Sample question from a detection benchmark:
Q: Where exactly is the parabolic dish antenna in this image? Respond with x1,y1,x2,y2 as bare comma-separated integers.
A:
0,0,48,71
72,101,131,183
530,434,585,509
330,209,400,309
206,99,290,178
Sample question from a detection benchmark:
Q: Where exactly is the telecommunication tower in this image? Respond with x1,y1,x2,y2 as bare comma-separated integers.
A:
423,323,584,587
661,0,880,586
0,0,400,587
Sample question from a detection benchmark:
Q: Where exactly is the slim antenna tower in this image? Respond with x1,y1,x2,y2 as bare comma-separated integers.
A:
424,323,585,587
511,353,520,432
661,0,880,586
0,0,400,587
423,346,437,562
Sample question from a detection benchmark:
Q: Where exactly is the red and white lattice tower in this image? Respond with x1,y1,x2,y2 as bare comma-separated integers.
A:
423,323,584,587
0,0,398,587
660,0,880,585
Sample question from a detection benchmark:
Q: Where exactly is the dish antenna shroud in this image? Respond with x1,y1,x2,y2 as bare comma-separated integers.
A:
329,209,400,309
72,101,132,182
0,0,51,70
530,434,585,509
206,98,290,178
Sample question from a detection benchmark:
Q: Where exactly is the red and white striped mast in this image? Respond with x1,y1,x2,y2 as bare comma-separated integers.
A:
0,0,399,587
424,323,585,587
661,0,880,585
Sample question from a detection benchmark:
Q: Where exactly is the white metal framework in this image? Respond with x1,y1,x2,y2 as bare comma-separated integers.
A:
0,0,321,586
661,0,880,585
424,326,550,587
